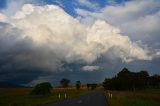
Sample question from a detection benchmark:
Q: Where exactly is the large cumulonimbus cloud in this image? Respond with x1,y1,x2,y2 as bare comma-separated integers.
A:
76,0,160,48
0,4,152,72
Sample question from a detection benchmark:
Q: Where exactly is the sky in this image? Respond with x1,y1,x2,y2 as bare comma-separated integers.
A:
0,0,159,86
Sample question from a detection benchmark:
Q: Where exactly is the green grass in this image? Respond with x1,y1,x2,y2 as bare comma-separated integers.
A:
0,87,91,106
105,89,160,106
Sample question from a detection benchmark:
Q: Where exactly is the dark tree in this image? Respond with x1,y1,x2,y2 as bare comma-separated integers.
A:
30,82,52,95
87,83,90,89
60,78,70,88
102,68,157,91
76,81,81,90
91,84,97,90
86,83,97,90
149,74,160,88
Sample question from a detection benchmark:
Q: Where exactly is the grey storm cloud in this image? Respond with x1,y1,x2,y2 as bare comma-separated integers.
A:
0,0,159,85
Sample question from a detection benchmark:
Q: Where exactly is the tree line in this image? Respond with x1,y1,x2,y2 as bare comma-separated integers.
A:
103,68,160,90
31,78,98,95
31,67,160,95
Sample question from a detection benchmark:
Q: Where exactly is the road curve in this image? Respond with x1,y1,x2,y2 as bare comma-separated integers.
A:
45,89,108,106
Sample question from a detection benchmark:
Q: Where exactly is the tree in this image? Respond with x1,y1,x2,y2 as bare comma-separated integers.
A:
103,68,154,90
86,83,97,90
76,81,81,90
91,84,97,90
149,74,160,88
30,82,52,95
87,83,90,89
60,78,70,88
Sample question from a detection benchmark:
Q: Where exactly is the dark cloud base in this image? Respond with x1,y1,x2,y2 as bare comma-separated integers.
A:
1,56,159,85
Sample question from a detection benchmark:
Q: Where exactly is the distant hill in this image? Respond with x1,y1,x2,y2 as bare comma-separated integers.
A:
0,81,25,88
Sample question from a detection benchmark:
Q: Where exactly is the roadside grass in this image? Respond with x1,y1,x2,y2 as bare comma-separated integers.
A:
105,89,160,106
0,87,90,106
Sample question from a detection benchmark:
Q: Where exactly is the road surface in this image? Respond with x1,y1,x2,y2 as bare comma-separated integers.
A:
45,89,108,106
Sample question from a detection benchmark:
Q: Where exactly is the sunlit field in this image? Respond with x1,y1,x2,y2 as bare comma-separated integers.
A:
106,89,160,106
0,87,90,106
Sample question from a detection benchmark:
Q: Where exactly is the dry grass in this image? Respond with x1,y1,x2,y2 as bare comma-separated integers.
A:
0,87,90,106
105,89,160,106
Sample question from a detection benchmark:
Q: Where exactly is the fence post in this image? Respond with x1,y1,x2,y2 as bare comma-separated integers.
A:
58,94,61,99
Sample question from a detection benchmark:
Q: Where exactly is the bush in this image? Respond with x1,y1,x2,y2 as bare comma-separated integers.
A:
86,83,97,90
30,82,52,95
76,81,81,90
60,78,70,88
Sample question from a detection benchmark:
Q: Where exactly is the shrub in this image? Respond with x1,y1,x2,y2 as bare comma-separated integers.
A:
31,82,52,95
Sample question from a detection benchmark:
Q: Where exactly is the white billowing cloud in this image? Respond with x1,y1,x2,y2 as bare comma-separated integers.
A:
0,4,152,72
156,52,160,56
76,0,99,9
82,65,99,72
86,20,151,62
155,50,160,56
75,0,160,41
97,0,160,25
0,13,7,22
1,0,36,16
76,8,96,26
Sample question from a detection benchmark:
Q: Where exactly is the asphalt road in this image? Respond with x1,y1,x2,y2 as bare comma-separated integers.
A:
45,89,108,106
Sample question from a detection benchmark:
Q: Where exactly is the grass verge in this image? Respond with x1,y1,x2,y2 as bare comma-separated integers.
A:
0,88,90,106
105,89,160,106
